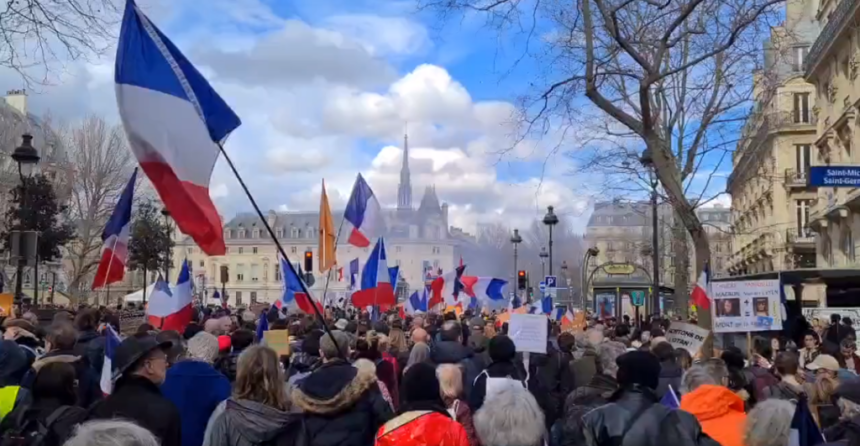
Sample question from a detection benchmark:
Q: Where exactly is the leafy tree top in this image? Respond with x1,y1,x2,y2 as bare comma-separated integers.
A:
128,199,173,274
1,173,75,261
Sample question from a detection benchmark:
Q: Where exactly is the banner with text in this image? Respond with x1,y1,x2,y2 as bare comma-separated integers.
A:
711,279,782,333
666,322,710,355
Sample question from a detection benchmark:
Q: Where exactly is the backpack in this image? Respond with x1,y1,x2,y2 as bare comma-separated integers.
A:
1,405,76,446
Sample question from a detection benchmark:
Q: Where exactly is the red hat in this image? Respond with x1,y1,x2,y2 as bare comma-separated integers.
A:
218,335,232,352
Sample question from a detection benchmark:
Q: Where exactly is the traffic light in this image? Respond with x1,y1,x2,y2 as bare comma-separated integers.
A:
517,270,526,290
304,250,313,272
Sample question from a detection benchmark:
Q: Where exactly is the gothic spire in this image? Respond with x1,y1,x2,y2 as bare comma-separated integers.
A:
397,129,412,210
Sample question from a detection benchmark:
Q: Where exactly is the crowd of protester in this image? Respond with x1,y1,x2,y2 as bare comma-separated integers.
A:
0,303,857,446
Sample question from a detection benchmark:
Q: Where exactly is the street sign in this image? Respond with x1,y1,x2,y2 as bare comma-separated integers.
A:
631,290,646,306
603,264,635,275
545,276,557,288
539,282,546,293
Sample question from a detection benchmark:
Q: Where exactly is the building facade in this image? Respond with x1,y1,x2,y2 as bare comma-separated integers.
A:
727,0,820,278
804,0,860,273
172,135,460,307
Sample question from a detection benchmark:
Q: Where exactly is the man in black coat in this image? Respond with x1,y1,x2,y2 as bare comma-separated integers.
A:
88,334,180,446
23,323,102,408
430,320,482,399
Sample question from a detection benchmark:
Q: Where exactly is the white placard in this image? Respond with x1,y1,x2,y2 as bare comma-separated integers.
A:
665,322,710,354
508,313,548,354
711,279,783,333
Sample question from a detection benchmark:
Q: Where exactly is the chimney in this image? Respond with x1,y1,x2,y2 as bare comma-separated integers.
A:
5,89,27,116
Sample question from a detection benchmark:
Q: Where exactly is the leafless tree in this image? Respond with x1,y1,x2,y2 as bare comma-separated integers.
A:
57,116,135,304
419,0,791,353
0,0,118,85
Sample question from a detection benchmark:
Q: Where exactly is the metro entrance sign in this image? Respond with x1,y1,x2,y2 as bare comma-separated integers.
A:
809,166,860,187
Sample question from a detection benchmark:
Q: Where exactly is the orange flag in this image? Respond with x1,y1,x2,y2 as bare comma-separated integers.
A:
319,180,337,273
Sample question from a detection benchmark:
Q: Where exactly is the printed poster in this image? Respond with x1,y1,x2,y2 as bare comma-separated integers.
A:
711,280,782,333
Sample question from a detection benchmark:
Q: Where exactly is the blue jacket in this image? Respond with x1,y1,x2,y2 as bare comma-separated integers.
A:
161,360,230,446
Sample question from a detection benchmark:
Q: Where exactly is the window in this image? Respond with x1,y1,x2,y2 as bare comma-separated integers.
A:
251,264,260,282
236,264,245,282
250,291,257,304
795,199,812,235
796,144,811,174
845,227,856,262
276,229,283,238
252,247,258,254
432,246,440,254
275,265,282,281
291,227,298,238
307,227,314,237
395,259,401,266
433,260,440,269
238,247,244,254
290,246,297,254
238,229,246,238
396,246,402,253
793,93,810,123
235,291,243,306
199,260,204,268
793,46,809,72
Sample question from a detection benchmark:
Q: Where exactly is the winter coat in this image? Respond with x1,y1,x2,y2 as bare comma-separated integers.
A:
448,398,480,446
430,341,482,401
291,359,394,446
582,385,720,446
680,385,747,446
75,329,105,373
469,360,527,412
742,366,778,404
88,375,182,446
555,374,618,446
161,360,231,446
205,398,300,446
824,415,860,444
0,397,86,446
25,351,102,409
656,362,683,399
571,348,599,389
374,403,470,446
522,342,573,427
762,380,805,401
215,351,242,382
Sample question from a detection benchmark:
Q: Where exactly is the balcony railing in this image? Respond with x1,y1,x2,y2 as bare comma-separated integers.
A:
806,0,859,77
786,227,816,245
730,112,817,188
784,168,809,188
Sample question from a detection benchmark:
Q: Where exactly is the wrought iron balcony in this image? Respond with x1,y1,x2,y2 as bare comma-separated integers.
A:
786,227,816,245
784,168,810,188
806,0,859,77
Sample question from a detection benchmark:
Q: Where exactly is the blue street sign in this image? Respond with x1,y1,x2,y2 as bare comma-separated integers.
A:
545,276,557,288
631,290,646,306
809,166,860,187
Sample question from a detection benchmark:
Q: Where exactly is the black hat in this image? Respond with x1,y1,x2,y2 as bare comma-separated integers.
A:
488,335,516,362
113,335,171,377
616,351,661,390
837,379,860,405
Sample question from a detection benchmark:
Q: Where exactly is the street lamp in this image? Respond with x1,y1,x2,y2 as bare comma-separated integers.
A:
11,134,40,311
539,246,548,277
542,206,559,277
640,148,661,314
510,229,522,298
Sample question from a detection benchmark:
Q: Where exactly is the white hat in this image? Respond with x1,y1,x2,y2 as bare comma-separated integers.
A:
806,354,840,372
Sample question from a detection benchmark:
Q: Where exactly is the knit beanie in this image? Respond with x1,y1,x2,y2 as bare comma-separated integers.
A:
488,335,517,362
402,362,444,405
616,350,660,390
187,332,220,363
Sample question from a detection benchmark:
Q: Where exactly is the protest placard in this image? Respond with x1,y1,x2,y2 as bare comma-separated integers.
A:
509,313,548,354
263,330,291,356
666,322,710,355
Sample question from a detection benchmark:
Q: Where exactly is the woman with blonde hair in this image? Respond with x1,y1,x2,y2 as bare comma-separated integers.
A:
204,346,299,446
805,354,841,429
438,364,480,446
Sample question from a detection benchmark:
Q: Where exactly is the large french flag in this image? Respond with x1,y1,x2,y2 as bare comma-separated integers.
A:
92,169,137,290
115,0,240,256
146,261,194,331
280,258,324,314
691,262,711,310
430,265,467,307
351,238,396,307
100,326,122,394
461,276,507,309
344,174,383,248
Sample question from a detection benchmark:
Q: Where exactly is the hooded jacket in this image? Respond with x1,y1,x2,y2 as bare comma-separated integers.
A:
75,329,105,373
680,385,747,446
0,340,31,422
205,398,299,446
430,341,482,400
0,396,86,446
26,351,103,409
161,360,231,446
291,358,394,446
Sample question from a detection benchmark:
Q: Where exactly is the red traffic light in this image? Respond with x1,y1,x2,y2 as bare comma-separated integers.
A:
304,251,312,258
518,270,525,277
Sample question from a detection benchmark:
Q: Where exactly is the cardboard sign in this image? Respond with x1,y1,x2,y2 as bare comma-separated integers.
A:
666,322,710,355
263,330,291,357
508,313,547,354
563,312,587,332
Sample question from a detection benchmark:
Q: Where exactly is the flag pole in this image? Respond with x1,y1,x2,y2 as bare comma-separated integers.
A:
216,143,343,356
319,174,359,310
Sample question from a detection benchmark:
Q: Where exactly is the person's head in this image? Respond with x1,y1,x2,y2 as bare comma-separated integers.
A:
675,348,693,370
488,335,517,363
841,338,857,359
723,300,732,312
32,361,77,405
187,332,220,364
402,362,444,406
586,328,604,347
803,331,820,350
235,345,287,411
770,337,781,353
474,379,545,446
774,352,799,378
155,330,185,365
753,337,773,361
680,358,729,393
74,308,99,332
411,328,429,344
437,363,463,404
440,320,462,343
377,334,390,353
598,341,627,377
301,330,323,359
230,329,254,352
52,311,74,324
558,332,576,353
616,350,661,390
45,322,78,352
807,354,840,379
388,327,408,353
652,341,675,363
319,330,349,361
64,420,160,446
125,336,169,385
832,313,842,325
744,399,795,446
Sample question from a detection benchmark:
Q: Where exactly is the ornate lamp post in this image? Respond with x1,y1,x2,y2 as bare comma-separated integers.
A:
640,149,661,314
542,206,559,276
510,229,522,297
11,134,40,311
539,246,548,277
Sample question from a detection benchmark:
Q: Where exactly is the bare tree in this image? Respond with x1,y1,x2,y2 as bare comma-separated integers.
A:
59,116,135,304
0,0,118,85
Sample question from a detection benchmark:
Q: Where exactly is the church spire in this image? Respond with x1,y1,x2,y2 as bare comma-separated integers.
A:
397,129,412,210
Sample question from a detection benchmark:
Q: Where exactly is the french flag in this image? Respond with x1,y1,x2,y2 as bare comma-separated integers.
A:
349,258,359,289
344,174,383,248
115,0,240,256
100,326,123,394
280,258,324,314
146,261,194,332
691,262,711,310
430,265,466,308
351,238,396,308
461,276,507,309
92,169,137,290
404,289,428,316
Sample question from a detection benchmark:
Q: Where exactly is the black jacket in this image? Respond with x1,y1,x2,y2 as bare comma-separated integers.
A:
24,351,102,408
215,351,242,383
0,397,86,446
555,373,618,446
75,330,105,374
524,343,573,427
656,362,683,399
582,385,720,446
824,416,860,444
290,359,393,446
88,375,182,446
430,341,482,400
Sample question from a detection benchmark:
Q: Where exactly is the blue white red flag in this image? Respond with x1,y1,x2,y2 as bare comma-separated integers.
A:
92,169,137,290
344,174,382,247
351,238,395,307
100,326,123,394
